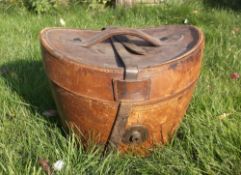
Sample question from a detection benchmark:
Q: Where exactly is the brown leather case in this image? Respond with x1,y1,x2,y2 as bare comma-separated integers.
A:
40,25,204,155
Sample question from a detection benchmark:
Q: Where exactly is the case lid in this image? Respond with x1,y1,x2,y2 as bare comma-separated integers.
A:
40,25,202,70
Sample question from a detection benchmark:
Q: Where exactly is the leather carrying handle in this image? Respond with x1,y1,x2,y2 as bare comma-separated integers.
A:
79,27,162,47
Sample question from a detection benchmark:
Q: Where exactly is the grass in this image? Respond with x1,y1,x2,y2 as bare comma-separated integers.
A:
0,1,241,174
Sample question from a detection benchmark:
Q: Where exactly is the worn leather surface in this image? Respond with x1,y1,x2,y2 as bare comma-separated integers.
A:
40,25,205,155
40,25,201,68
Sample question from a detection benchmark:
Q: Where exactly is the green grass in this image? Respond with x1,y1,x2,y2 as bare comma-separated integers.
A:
0,1,241,174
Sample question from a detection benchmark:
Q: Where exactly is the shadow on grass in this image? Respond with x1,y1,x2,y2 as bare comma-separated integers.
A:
1,59,59,124
203,0,241,11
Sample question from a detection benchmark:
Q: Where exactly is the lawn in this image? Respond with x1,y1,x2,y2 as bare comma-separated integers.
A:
0,1,241,174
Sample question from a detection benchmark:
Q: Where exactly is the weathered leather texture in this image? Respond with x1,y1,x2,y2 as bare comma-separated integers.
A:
40,25,204,155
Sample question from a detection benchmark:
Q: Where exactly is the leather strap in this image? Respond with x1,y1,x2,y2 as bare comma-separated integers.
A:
111,37,140,79
79,27,162,47
104,29,151,151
